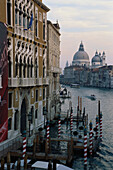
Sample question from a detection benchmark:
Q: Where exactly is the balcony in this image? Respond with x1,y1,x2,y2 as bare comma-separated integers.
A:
19,78,35,87
51,66,62,74
43,77,49,85
14,25,34,41
35,77,42,86
0,75,2,88
8,78,35,87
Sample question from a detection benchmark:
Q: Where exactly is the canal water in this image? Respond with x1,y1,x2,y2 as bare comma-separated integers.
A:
61,86,113,170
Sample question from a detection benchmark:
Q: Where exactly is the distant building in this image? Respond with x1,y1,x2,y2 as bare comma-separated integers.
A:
60,65,113,89
90,66,113,88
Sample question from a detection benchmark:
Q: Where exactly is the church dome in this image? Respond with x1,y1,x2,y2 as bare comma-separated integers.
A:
92,51,101,62
72,42,90,67
73,42,89,61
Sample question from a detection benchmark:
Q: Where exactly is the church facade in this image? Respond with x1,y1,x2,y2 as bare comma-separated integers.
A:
71,42,106,68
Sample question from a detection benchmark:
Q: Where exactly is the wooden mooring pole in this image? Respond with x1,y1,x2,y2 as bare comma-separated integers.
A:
36,134,40,152
33,138,36,158
80,97,82,116
48,160,52,170
17,158,20,170
7,152,10,170
24,154,28,169
78,96,80,111
98,100,100,123
1,157,5,170
66,109,69,129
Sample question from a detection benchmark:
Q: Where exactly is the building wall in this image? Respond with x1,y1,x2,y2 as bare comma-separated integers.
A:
47,20,61,120
0,0,49,142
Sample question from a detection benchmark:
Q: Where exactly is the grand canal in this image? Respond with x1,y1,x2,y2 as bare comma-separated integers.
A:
61,86,113,170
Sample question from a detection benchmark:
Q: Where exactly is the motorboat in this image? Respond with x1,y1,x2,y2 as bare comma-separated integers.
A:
70,84,80,88
90,94,96,100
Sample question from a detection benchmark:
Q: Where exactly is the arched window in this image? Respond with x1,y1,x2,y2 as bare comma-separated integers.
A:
27,57,30,78
43,59,45,78
31,106,34,124
35,58,38,78
8,51,11,78
31,58,33,77
19,56,22,78
23,7,26,28
7,0,12,25
43,13,45,40
14,110,19,130
23,56,26,78
19,3,22,26
15,55,18,77
15,7,18,25
8,118,12,130
35,7,38,37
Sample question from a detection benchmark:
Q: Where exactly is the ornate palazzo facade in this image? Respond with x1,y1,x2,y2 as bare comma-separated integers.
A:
0,0,50,142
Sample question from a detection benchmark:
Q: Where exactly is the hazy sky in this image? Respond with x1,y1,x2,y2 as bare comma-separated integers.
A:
43,0,113,69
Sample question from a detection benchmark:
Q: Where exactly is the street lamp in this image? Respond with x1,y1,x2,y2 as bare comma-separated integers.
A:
28,112,32,137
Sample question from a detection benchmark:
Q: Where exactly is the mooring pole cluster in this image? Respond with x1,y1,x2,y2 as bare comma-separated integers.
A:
0,97,103,169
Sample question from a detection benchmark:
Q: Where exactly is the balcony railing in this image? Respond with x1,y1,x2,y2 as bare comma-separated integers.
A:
43,77,49,85
8,77,49,87
14,25,34,41
8,78,35,87
35,77,42,86
19,78,35,87
8,78,18,87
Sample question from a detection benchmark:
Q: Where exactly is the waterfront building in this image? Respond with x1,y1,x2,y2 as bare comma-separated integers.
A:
61,65,90,86
47,20,61,121
0,0,50,144
60,65,113,89
72,42,90,67
90,66,113,88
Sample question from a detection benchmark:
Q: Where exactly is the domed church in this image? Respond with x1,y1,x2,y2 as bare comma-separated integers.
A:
72,42,90,67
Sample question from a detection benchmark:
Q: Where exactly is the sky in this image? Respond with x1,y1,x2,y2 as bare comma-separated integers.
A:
43,0,113,69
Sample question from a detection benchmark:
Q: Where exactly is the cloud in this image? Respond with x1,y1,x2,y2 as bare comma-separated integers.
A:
60,31,113,68
43,0,113,69
45,0,113,30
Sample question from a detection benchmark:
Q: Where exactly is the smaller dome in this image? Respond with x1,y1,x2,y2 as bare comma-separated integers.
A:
92,51,101,62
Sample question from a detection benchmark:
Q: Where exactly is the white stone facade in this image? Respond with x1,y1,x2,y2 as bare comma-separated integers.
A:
47,20,61,120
